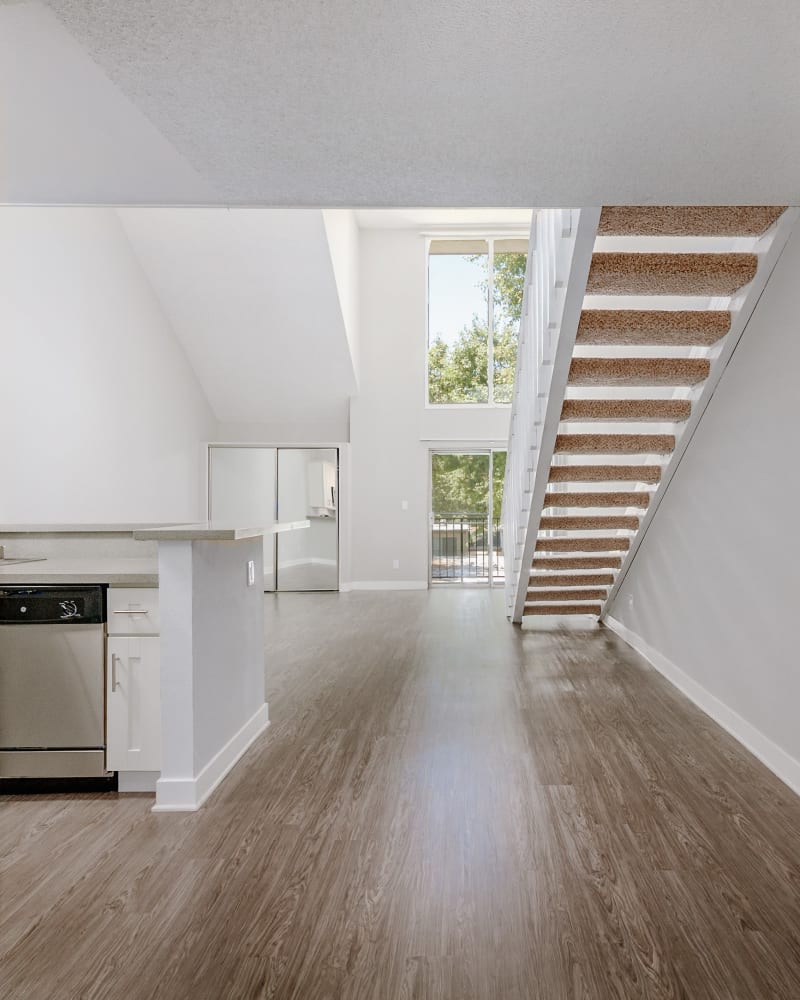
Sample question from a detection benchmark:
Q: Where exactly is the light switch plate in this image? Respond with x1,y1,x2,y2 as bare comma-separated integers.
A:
247,560,256,586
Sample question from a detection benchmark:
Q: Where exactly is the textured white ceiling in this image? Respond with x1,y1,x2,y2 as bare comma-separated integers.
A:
0,3,213,204
4,1,800,206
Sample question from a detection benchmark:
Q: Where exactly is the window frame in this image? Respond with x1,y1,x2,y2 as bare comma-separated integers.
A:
427,444,509,588
425,234,526,409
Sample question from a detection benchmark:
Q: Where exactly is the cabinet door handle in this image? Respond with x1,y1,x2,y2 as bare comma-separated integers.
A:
112,609,149,614
111,653,119,692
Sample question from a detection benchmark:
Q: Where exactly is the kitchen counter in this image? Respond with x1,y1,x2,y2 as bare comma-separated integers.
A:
0,521,309,586
0,524,169,534
0,558,158,587
133,520,310,541
0,522,275,808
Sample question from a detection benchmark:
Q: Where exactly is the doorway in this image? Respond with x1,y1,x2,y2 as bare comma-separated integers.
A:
429,449,506,586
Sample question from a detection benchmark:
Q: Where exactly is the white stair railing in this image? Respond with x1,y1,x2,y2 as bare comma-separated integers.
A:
501,207,601,623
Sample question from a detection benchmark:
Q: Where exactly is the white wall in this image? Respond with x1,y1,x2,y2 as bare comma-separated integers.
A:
215,406,350,446
118,208,357,440
608,222,800,783
349,229,510,586
323,209,361,385
0,208,216,523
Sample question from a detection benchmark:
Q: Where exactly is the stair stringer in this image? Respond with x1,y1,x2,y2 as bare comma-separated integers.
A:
507,208,601,624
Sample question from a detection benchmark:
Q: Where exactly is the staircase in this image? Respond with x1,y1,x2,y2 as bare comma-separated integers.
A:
503,206,796,624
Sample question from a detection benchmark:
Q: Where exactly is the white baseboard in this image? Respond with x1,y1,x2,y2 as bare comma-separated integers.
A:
152,703,270,813
605,616,800,797
118,770,158,794
349,580,429,591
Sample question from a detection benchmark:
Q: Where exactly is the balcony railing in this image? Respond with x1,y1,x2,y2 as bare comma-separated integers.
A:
431,514,503,583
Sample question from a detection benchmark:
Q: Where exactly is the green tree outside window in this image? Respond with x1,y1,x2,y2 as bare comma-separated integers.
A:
428,251,526,405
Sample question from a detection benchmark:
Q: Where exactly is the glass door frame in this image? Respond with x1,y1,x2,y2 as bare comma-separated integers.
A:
428,445,506,589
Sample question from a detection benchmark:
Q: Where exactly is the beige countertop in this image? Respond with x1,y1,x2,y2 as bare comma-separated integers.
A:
0,558,158,587
132,520,310,541
0,524,169,534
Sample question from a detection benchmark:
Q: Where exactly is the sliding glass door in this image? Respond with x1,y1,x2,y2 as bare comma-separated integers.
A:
430,450,505,587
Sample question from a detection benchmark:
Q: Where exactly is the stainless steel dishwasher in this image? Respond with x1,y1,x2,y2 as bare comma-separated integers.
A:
0,585,108,779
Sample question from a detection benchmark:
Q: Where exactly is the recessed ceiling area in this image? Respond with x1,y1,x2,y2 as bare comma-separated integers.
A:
355,209,532,231
2,1,799,206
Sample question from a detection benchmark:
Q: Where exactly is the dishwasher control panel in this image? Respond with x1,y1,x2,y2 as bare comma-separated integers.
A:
0,586,106,625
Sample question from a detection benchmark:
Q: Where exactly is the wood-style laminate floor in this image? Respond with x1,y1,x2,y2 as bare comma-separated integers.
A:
2,590,800,999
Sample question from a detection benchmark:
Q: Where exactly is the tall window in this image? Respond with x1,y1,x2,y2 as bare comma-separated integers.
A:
427,238,527,405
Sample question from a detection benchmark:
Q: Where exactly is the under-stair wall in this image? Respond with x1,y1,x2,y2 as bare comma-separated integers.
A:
604,221,800,792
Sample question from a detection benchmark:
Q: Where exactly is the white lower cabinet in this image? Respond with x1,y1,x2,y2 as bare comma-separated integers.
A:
107,635,161,772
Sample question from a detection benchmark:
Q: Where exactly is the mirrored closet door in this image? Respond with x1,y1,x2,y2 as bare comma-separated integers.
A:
208,445,339,592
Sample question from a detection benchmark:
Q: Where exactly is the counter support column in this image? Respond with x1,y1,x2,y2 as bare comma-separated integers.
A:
151,536,268,812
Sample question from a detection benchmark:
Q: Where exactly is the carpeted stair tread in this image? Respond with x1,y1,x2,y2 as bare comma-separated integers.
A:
555,433,675,454
577,309,730,346
544,491,651,509
527,588,609,602
533,556,622,571
529,573,616,588
598,206,784,237
540,515,639,531
549,464,662,484
536,537,631,552
569,357,710,387
524,604,602,616
561,399,691,422
586,253,757,296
